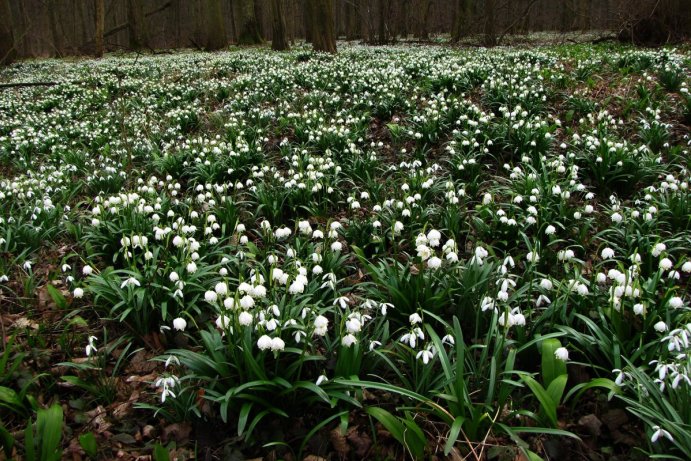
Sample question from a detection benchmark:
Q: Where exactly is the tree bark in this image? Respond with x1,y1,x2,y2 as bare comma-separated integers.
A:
127,0,148,49
307,0,336,52
377,0,387,44
94,0,105,57
238,0,263,44
483,0,496,46
0,0,15,65
205,0,227,50
451,0,471,41
271,0,289,50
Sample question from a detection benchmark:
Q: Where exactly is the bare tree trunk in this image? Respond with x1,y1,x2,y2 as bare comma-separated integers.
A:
377,0,387,43
127,0,148,49
205,0,227,49
483,0,496,45
451,0,471,41
48,1,66,56
238,0,263,44
0,0,15,65
308,0,336,52
271,0,289,50
95,0,105,57
254,0,266,39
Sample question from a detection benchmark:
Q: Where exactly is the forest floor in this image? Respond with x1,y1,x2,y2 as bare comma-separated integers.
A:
0,41,690,461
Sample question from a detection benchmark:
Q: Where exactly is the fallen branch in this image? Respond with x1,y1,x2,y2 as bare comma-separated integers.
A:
0,81,58,89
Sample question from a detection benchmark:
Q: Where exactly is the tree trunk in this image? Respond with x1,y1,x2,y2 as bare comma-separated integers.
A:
94,0,105,57
307,0,336,52
254,0,265,39
238,0,263,44
416,0,431,39
127,0,148,49
483,0,496,46
47,1,66,56
451,0,471,41
205,0,227,50
377,0,387,44
0,0,15,65
271,0,289,50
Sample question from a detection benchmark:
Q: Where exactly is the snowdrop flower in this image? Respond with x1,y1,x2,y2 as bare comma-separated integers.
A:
23,261,32,270
601,248,615,259
416,347,436,365
0,275,8,283
659,258,673,271
651,426,673,443
172,317,187,331
526,251,540,263
73,287,84,298
554,347,569,361
270,337,285,352
652,243,667,257
331,241,343,252
682,261,691,273
316,375,328,386
545,225,556,235
186,261,197,273
313,315,329,336
341,334,357,348
654,321,668,332
393,221,404,234
427,256,442,269
409,313,422,324
85,336,98,357
215,282,228,295
121,277,140,288
204,291,218,303
257,335,273,351
668,297,684,309
82,266,93,276
289,280,305,294
540,279,553,290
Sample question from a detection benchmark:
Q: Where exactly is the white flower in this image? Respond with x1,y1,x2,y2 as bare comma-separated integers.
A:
654,321,668,332
121,277,140,288
651,426,673,443
341,334,357,348
331,241,343,252
204,291,218,303
186,261,197,273
288,280,305,294
416,348,435,365
238,311,254,327
652,242,666,257
82,266,93,276
313,315,329,336
216,315,231,329
169,271,179,282
427,256,442,269
172,317,187,331
682,261,691,273
316,375,328,386
240,295,255,309
554,347,569,361
659,258,673,271
346,317,362,334
668,297,684,309
215,282,228,295
545,225,556,235
257,335,273,350
540,279,553,290
73,288,84,298
393,221,404,234
601,248,615,259
85,336,98,357
526,251,539,263
409,313,422,324
270,337,285,351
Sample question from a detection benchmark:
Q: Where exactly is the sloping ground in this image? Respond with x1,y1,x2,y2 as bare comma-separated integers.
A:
0,43,690,460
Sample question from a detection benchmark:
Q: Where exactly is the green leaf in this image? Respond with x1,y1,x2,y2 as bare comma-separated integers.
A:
443,416,465,455
237,402,253,436
37,403,63,461
366,407,425,459
46,285,68,309
541,338,566,388
519,374,557,427
0,424,15,458
78,432,97,459
152,443,170,461
545,374,568,414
